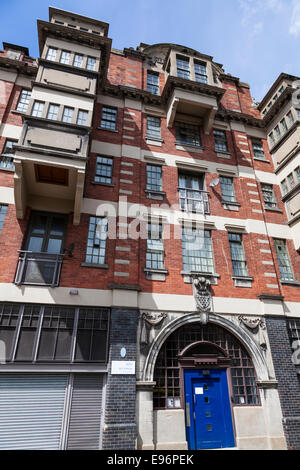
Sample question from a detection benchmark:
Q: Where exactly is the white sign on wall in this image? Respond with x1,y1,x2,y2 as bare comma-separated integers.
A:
111,361,136,375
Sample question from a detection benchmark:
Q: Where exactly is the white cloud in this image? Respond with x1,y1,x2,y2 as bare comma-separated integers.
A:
239,0,284,28
289,0,300,36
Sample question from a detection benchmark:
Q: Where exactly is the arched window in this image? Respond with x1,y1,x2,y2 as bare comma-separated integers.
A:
153,323,259,409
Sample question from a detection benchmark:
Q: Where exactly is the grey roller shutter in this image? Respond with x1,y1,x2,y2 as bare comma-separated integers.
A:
0,374,68,450
66,373,103,450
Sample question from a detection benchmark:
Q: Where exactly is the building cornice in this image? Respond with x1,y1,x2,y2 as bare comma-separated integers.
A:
161,75,226,104
48,7,109,35
102,82,264,127
262,87,294,126
258,73,299,111
0,56,37,76
216,109,263,127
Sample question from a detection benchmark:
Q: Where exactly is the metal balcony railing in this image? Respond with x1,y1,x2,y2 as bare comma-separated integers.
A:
179,188,210,214
15,251,64,287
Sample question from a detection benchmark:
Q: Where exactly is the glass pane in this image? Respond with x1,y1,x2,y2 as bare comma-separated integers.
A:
28,236,44,252
47,238,62,254
49,217,65,236
15,329,36,361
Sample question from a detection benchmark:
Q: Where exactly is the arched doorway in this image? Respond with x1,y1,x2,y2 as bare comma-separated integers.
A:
153,323,259,450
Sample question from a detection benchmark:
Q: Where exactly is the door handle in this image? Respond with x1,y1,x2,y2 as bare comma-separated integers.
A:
186,402,191,427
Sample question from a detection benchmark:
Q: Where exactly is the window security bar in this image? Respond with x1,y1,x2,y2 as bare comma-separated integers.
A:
15,251,64,287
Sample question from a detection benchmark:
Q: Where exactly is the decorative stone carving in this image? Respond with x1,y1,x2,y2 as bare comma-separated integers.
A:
238,316,267,351
191,276,212,325
140,312,167,345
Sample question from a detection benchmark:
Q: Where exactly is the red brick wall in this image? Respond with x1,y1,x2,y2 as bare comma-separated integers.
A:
0,49,299,305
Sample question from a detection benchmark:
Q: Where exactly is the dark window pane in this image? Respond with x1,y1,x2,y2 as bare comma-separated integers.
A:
15,329,36,361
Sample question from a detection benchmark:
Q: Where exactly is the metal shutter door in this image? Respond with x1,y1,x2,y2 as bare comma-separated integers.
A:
66,373,103,450
0,374,68,450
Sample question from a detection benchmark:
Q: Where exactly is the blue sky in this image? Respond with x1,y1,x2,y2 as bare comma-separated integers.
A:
1,0,300,102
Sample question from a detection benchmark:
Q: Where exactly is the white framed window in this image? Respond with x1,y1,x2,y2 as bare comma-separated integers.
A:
0,139,16,169
86,57,96,71
176,56,190,79
261,183,277,209
146,223,164,270
251,138,266,160
46,47,57,61
62,106,74,123
95,157,113,184
146,165,162,192
274,239,294,281
147,71,159,95
16,89,31,113
287,173,295,189
280,118,288,133
213,129,228,152
228,233,248,277
274,125,281,140
146,116,161,139
287,110,294,125
281,179,288,196
73,54,83,68
220,176,236,203
85,217,107,265
194,61,207,84
76,109,88,126
60,50,70,65
295,166,300,184
100,106,117,131
46,104,60,121
182,228,214,273
31,101,44,118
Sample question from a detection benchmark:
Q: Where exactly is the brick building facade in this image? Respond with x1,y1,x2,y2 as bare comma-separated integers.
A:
0,7,299,450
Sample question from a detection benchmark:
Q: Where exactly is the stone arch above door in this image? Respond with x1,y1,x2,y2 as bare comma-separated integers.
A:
142,313,269,383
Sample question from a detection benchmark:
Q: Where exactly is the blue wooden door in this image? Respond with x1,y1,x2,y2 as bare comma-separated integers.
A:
184,369,235,449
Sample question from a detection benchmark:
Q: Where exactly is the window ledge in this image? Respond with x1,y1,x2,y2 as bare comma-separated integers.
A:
91,181,115,187
175,142,205,153
215,150,231,156
232,275,253,281
144,189,165,200
0,166,14,172
80,262,108,269
11,109,26,116
280,279,300,286
253,157,270,163
144,267,168,282
232,275,253,288
180,270,220,278
98,127,118,133
222,200,240,206
264,206,283,213
144,268,168,274
145,136,164,142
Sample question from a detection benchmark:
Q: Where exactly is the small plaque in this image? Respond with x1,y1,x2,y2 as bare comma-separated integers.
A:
111,361,135,375
195,387,204,395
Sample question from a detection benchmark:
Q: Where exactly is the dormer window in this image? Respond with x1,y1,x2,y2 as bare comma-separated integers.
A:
176,56,190,79
194,61,207,84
